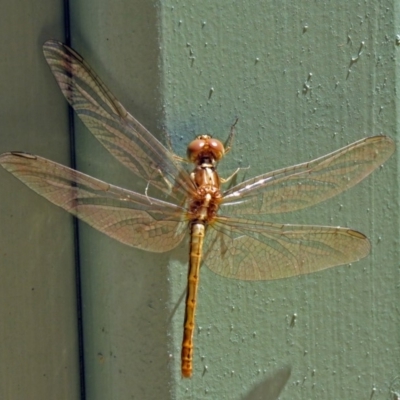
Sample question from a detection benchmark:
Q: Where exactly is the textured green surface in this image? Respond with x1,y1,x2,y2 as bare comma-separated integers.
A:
68,1,171,399
0,1,398,399
161,1,399,399
0,1,80,399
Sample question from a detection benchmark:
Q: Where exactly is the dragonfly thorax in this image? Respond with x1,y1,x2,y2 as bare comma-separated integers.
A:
189,189,221,224
189,163,222,224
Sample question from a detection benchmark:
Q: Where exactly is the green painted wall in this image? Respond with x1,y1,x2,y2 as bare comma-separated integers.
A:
0,0,398,399
0,1,80,399
162,1,399,399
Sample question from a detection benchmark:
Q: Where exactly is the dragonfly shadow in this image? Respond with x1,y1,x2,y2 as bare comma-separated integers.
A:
241,366,291,400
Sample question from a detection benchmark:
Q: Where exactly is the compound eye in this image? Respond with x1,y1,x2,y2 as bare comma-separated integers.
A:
187,138,206,162
207,138,225,161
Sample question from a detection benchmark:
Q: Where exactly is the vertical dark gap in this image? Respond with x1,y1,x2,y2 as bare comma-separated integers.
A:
63,1,86,399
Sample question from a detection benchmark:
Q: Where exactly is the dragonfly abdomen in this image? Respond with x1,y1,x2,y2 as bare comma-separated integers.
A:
181,221,205,378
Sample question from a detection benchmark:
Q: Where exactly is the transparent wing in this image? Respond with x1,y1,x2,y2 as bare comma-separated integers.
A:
43,40,195,200
0,152,187,252
221,136,395,215
203,217,370,280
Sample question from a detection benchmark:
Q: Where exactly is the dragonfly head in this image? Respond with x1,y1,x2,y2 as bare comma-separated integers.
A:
187,135,225,164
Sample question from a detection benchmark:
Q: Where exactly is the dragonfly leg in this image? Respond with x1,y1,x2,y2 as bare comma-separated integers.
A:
161,126,188,163
220,164,250,184
220,167,241,184
224,117,239,154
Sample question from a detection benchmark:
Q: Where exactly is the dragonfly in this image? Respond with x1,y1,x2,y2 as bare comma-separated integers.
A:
0,40,395,378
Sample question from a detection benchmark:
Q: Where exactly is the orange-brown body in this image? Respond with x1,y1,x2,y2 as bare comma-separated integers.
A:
181,135,224,378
